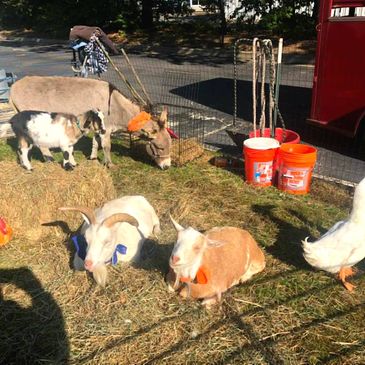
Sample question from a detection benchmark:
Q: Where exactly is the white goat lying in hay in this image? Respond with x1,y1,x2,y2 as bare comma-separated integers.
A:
59,196,160,287
10,109,105,171
167,217,266,307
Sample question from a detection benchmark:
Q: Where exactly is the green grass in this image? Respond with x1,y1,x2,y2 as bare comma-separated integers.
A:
1,136,364,365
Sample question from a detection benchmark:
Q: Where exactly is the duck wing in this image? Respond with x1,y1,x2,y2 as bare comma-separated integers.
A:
302,220,351,273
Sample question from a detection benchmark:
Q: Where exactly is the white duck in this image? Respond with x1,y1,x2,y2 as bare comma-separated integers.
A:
302,176,365,291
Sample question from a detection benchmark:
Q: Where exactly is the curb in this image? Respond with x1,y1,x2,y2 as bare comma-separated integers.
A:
0,35,315,65
0,36,67,45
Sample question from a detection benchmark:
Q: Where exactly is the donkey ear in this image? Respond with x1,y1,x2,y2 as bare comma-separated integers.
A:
158,107,168,128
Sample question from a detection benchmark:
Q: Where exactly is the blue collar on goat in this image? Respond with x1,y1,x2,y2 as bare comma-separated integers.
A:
71,235,127,265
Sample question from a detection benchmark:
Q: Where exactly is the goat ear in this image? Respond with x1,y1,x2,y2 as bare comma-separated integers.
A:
206,238,225,248
170,215,184,232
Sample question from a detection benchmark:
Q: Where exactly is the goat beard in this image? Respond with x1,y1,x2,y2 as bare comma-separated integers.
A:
92,264,108,287
172,258,202,284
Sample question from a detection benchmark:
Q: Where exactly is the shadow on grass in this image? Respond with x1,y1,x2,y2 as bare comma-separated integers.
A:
251,204,314,269
212,298,365,365
135,279,348,365
42,220,81,271
0,267,69,364
137,239,173,276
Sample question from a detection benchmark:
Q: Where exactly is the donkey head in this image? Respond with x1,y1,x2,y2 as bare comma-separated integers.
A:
140,108,172,170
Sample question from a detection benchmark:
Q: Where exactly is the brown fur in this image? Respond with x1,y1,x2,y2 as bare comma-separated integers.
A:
18,135,28,149
168,227,265,302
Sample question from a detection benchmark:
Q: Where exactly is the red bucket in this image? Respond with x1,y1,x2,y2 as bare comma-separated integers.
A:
249,128,300,144
243,137,280,187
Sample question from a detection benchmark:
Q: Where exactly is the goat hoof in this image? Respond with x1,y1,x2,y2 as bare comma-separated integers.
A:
22,165,33,172
167,284,176,293
43,156,55,163
88,156,98,161
202,297,218,309
64,163,74,171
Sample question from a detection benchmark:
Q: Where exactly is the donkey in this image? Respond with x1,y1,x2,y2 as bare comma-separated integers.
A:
10,76,172,169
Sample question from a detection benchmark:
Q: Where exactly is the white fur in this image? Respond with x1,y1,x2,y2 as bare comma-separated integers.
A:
169,224,214,281
27,113,73,148
78,196,160,286
302,176,365,273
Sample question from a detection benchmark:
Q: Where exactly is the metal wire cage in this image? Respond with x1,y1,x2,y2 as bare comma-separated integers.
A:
96,54,206,166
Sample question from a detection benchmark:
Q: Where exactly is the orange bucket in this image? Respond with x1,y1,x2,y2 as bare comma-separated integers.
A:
243,137,280,186
277,143,317,194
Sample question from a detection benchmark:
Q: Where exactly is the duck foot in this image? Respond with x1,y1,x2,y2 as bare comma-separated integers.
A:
338,267,356,292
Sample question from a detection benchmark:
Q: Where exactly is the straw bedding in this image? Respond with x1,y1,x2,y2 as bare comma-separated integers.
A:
0,160,116,241
171,137,204,166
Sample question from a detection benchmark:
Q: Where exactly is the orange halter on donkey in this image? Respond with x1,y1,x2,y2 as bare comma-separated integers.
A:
0,217,13,246
127,111,152,132
127,110,179,138
180,265,209,285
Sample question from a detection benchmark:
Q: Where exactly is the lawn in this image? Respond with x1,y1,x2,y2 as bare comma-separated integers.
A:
0,135,364,365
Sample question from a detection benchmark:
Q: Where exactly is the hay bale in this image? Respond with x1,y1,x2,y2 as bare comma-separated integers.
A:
0,160,116,241
0,102,15,138
130,137,204,166
171,137,204,166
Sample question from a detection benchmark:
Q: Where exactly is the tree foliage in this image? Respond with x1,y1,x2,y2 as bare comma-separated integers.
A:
0,0,316,38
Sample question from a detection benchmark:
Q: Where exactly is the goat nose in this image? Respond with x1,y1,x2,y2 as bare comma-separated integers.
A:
84,259,93,271
171,255,180,264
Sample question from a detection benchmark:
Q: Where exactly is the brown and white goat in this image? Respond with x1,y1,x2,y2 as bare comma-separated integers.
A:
167,217,266,307
10,109,105,171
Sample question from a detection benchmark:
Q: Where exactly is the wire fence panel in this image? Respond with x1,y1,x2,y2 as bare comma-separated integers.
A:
96,43,365,183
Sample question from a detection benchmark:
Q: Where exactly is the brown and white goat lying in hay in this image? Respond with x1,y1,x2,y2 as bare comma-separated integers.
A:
10,76,172,169
59,196,160,287
10,109,105,171
166,217,266,307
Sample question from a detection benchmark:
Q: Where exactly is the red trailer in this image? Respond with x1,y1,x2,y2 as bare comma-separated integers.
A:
308,0,365,137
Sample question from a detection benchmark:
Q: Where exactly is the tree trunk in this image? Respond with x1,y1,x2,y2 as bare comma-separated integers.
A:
141,0,153,29
219,0,227,47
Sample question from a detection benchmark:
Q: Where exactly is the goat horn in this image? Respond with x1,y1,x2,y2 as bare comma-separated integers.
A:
169,214,184,232
102,213,139,228
58,206,96,225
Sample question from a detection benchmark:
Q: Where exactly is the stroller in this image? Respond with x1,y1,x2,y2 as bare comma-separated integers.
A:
69,25,119,77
